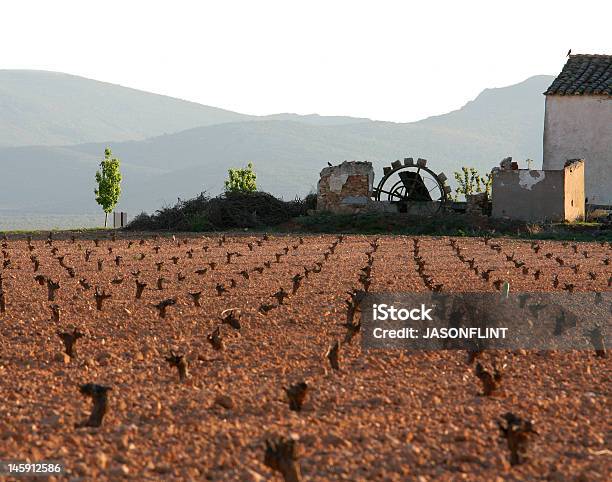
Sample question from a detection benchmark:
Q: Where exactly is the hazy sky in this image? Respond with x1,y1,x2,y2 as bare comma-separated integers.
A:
3,0,610,122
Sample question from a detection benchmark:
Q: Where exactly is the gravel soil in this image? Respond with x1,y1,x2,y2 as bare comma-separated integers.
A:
0,233,610,481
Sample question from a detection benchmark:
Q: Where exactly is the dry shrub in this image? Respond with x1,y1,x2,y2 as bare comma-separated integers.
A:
586,208,610,222
126,192,315,232
525,223,543,235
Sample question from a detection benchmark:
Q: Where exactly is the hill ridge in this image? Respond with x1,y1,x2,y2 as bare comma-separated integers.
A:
0,73,554,218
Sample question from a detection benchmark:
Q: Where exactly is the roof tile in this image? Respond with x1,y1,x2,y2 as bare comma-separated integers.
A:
545,54,612,96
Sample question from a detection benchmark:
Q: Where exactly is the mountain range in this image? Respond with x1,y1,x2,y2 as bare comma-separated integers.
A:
0,70,553,218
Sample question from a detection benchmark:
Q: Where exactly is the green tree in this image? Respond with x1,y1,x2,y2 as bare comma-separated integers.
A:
94,148,122,227
453,167,492,201
225,162,257,193
480,172,493,197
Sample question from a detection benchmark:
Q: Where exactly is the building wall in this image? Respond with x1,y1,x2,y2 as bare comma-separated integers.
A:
492,169,565,222
543,95,612,205
317,161,374,214
491,162,585,222
564,161,586,221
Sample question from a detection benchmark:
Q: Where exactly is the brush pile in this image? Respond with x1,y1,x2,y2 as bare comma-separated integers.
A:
127,191,316,231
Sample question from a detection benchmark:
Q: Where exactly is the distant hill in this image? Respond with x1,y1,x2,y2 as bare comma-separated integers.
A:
261,113,371,126
0,70,254,146
0,70,372,147
0,74,553,219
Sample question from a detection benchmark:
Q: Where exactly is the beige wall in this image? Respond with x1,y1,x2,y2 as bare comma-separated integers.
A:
543,95,612,205
564,161,585,221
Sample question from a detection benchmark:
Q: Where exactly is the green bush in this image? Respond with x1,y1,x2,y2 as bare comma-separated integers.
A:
225,162,257,193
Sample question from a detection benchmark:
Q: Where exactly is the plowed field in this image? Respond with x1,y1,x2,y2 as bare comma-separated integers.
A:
0,233,610,480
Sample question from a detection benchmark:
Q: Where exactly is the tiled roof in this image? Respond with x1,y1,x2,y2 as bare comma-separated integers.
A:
544,54,612,96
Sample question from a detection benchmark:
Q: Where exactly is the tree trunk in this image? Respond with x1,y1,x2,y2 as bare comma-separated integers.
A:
104,212,108,228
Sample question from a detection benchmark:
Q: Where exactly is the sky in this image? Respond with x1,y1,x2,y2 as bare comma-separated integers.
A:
2,0,610,122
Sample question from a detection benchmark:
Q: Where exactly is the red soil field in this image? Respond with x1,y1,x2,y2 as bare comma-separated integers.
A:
0,233,610,480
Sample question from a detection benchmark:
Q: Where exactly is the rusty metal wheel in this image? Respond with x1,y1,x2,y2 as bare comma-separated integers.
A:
372,157,451,214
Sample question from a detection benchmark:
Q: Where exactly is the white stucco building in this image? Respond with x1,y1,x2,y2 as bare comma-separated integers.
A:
543,54,612,206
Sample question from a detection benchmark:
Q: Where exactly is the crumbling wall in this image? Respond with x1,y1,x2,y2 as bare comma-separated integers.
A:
491,159,585,222
317,161,377,214
465,193,488,216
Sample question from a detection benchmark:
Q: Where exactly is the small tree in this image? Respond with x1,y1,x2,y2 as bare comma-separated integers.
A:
225,162,257,193
94,148,122,227
453,167,492,201
480,172,493,197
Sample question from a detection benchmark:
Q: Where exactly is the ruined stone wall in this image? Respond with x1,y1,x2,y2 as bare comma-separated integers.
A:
317,161,377,214
491,159,585,222
465,193,488,216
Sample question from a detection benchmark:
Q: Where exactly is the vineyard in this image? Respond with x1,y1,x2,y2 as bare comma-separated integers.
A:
0,232,610,480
